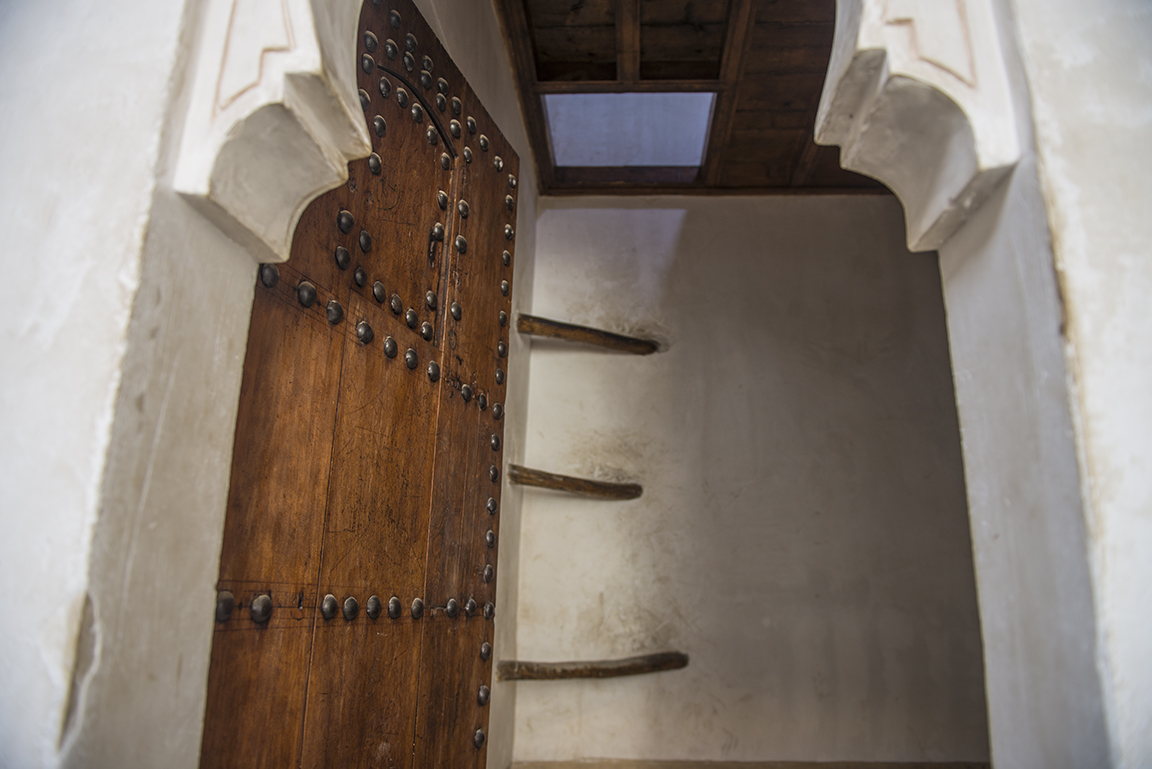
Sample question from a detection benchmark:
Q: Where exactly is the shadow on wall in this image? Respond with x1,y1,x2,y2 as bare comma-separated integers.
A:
513,195,989,763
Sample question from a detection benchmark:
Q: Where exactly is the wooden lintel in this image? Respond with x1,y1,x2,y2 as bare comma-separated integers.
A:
553,165,700,185
508,464,643,500
536,79,725,95
702,0,756,185
616,0,641,83
516,313,660,355
497,651,689,681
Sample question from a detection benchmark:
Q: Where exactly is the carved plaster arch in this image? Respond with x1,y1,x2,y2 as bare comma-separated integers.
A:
174,0,371,263
816,0,1020,252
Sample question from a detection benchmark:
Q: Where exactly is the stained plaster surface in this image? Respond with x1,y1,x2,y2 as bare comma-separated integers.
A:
45,0,260,765
928,0,1145,764
0,0,190,766
513,195,988,763
0,0,538,766
939,157,1111,769
1010,0,1152,764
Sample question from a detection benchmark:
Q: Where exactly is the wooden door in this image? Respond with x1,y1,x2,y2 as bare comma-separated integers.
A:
199,2,518,765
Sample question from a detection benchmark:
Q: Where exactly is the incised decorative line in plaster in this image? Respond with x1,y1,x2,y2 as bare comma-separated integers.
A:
816,0,1020,251
174,0,371,263
215,0,296,111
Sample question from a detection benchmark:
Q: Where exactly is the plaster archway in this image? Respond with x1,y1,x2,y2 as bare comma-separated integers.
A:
815,0,1019,251
53,0,1116,766
814,1,1116,765
174,0,371,263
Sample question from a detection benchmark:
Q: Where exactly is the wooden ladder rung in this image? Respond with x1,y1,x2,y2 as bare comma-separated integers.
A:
496,651,689,681
516,313,659,355
508,464,642,500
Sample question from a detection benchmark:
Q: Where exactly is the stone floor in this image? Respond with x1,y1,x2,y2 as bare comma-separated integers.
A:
512,762,991,769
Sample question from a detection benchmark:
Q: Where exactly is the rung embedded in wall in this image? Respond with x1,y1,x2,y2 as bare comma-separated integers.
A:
496,651,689,681
508,464,643,500
516,313,659,355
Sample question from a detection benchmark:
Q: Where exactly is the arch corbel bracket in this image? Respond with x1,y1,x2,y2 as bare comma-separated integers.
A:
815,0,1020,252
173,0,372,264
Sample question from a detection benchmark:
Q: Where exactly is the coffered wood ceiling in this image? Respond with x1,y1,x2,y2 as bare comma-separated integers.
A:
494,0,887,195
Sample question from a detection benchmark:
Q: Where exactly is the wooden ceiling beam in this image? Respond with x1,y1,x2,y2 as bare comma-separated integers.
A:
553,165,701,185
492,0,556,192
616,0,642,82
701,0,756,186
490,0,881,195
536,79,726,94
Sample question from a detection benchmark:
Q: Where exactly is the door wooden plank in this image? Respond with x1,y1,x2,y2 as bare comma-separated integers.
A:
214,284,345,587
201,264,348,768
315,292,439,597
421,81,518,611
200,611,315,769
353,0,466,341
412,79,518,769
411,615,495,767
299,610,423,769
298,293,439,769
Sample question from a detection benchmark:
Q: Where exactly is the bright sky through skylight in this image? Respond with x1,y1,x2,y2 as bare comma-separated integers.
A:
544,92,716,167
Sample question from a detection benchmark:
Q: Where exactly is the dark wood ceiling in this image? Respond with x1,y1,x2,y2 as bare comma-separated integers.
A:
494,0,886,195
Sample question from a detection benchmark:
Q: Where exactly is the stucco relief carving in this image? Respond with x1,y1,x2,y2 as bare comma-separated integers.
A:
815,0,1019,251
884,0,974,85
175,0,370,263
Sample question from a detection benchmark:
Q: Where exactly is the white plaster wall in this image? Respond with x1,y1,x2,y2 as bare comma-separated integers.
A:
0,0,193,765
513,195,988,762
939,157,1112,769
810,1,1148,763
1009,1,1152,764
58,168,259,768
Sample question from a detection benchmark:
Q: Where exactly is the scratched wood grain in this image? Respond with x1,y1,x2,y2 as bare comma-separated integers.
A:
412,45,519,768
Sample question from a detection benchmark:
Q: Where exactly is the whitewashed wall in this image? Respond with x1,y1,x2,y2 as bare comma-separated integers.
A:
810,0,1151,765
1011,0,1152,764
513,195,988,763
0,1,199,765
921,7,1117,766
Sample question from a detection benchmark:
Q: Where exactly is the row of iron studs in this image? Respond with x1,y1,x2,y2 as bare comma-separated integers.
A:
481,97,513,746
359,19,513,181
213,590,494,625
367,4,498,752
359,1,519,404
255,261,443,383
213,588,493,745
251,265,509,414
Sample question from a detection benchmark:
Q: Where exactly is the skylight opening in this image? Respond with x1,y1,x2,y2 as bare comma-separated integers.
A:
544,92,716,168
